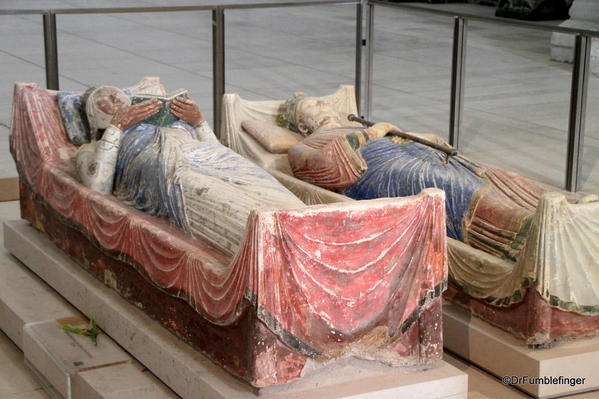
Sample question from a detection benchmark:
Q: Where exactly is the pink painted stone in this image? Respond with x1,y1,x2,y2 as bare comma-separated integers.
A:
10,83,448,387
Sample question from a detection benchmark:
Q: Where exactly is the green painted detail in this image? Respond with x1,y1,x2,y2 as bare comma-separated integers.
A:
449,275,532,308
549,295,599,314
510,216,533,260
468,216,532,263
360,130,370,143
346,133,361,150
450,277,599,316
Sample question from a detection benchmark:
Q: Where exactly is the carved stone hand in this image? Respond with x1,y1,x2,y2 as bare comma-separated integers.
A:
366,122,402,139
111,100,161,131
171,98,204,127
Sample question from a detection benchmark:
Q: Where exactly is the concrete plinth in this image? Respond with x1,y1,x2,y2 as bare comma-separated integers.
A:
23,318,130,399
4,220,468,399
72,363,178,399
0,223,183,399
0,242,78,348
443,302,599,398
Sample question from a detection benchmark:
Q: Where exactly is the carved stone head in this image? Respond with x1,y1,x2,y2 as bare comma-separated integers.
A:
82,86,131,139
278,92,342,136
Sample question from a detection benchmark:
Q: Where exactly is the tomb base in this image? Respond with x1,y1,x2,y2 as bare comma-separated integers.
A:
4,219,468,399
443,302,599,398
0,226,178,398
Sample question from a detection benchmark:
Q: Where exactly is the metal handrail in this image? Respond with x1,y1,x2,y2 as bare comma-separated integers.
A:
2,0,597,191
0,1,356,15
3,0,597,36
12,0,360,136
370,0,599,38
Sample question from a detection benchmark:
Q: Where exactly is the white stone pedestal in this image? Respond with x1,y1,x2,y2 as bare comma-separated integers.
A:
443,302,599,398
0,226,181,399
3,220,469,399
23,318,131,399
550,0,599,75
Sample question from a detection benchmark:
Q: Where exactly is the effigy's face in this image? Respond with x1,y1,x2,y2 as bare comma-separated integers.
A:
296,97,341,135
93,87,129,116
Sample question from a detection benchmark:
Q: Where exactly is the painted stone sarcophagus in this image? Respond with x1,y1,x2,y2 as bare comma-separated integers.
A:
10,82,448,387
222,85,599,347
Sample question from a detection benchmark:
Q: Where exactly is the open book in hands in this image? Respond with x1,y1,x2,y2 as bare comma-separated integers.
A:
131,89,188,127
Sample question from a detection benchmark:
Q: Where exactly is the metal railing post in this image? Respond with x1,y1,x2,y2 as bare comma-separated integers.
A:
355,1,364,115
566,34,591,192
449,16,466,149
363,2,374,119
43,12,59,90
212,8,225,139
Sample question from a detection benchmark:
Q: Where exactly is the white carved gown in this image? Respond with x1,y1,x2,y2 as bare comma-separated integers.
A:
113,122,303,257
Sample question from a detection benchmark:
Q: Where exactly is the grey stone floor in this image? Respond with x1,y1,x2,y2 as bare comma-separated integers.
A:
1,0,598,193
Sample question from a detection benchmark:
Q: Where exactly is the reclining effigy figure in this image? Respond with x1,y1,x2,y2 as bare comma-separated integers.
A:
75,85,303,257
223,86,599,347
10,80,448,388
280,92,550,261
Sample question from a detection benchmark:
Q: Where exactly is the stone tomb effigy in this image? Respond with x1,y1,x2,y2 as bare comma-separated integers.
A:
9,82,449,389
222,85,599,348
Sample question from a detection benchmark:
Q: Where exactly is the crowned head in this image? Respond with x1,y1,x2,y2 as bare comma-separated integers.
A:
277,92,342,136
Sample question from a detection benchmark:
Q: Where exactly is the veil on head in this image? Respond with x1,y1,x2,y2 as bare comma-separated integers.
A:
82,86,131,140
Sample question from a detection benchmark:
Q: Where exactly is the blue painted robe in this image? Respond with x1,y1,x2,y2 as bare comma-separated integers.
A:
343,138,482,241
113,122,303,257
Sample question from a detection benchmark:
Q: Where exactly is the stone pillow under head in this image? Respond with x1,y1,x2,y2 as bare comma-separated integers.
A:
57,77,166,146
57,88,132,145
241,119,303,154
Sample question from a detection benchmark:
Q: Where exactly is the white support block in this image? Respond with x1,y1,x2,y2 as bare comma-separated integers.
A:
0,223,180,399
443,302,599,398
72,362,178,399
23,318,130,399
0,245,77,348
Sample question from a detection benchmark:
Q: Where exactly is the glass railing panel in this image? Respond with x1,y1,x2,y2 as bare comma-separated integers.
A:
57,11,214,122
370,7,453,142
582,60,599,193
225,4,357,102
462,20,571,190
0,15,46,178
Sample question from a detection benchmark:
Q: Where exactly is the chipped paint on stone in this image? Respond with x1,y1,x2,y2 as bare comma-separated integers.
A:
223,85,599,347
11,82,449,387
